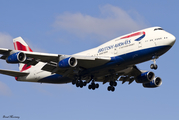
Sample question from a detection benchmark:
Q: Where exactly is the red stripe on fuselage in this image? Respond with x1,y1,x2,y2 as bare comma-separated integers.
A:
120,31,145,39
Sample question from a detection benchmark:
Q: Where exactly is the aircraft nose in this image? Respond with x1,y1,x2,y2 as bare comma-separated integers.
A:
169,34,176,46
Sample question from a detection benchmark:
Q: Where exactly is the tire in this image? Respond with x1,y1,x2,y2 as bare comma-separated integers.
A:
88,85,92,89
150,64,154,69
110,81,114,86
114,82,117,86
95,83,99,88
154,64,158,70
83,82,87,86
107,86,111,91
111,87,115,92
92,84,95,90
80,81,83,87
72,80,76,85
80,84,83,88
76,83,79,87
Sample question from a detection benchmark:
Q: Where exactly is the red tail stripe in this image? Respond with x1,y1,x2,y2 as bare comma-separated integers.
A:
14,41,33,52
13,41,33,72
20,64,31,72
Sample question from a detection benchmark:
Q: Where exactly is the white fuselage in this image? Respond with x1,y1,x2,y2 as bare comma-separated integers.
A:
75,27,175,57
17,27,176,83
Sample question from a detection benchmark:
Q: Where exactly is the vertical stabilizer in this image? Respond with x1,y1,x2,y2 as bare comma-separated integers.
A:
13,37,33,52
13,37,33,71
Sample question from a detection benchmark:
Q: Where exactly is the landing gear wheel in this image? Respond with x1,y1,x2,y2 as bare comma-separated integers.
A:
80,84,83,88
113,82,117,86
111,87,115,92
88,85,92,89
72,80,76,85
107,86,112,91
150,64,158,70
91,83,96,90
150,64,154,69
92,86,95,90
76,82,80,87
83,82,87,86
154,64,158,70
79,81,83,87
95,83,99,88
151,56,158,70
110,81,114,86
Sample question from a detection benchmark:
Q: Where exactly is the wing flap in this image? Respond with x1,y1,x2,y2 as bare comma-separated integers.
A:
41,63,56,72
0,69,29,77
74,56,111,68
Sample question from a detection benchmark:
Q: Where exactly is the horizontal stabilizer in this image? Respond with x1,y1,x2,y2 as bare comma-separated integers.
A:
0,69,29,77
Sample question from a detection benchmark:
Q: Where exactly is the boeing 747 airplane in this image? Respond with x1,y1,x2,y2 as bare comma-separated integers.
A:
0,27,176,91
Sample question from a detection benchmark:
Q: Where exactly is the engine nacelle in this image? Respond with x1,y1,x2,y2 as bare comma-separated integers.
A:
6,52,26,63
143,77,162,88
135,71,155,83
58,57,77,68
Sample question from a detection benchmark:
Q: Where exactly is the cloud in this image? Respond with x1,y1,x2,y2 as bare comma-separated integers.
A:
0,81,12,96
0,32,13,49
53,4,148,41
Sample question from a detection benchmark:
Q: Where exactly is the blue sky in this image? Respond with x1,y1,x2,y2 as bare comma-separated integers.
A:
0,0,178,120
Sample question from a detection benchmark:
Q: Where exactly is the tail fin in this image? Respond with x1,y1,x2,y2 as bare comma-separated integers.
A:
13,37,33,52
13,37,33,71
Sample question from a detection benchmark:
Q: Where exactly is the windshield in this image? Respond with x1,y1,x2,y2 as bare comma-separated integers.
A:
154,28,164,31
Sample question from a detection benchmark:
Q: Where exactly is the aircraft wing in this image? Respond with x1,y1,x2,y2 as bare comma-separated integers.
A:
0,48,111,74
0,48,59,62
0,69,29,77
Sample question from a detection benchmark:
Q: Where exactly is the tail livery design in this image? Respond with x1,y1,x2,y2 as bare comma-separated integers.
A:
13,37,33,72
13,37,33,52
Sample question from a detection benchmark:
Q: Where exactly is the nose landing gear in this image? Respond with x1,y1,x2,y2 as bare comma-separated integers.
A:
150,56,158,70
150,64,158,70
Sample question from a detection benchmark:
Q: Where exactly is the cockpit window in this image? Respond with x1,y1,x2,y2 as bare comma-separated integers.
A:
154,28,164,31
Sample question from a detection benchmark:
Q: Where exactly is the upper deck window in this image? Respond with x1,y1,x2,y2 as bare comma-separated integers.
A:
154,28,164,31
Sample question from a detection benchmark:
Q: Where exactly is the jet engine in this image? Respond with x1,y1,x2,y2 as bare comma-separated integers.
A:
143,77,162,88
6,52,26,63
135,71,155,83
58,57,77,68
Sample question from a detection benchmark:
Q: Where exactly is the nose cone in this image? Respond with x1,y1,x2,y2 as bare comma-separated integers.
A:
169,34,176,46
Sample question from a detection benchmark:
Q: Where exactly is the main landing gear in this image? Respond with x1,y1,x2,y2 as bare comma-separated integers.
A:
72,76,99,90
72,78,87,88
72,76,118,92
88,80,99,90
107,81,117,92
150,56,158,70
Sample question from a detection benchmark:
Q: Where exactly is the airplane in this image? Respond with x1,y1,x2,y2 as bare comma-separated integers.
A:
0,26,176,92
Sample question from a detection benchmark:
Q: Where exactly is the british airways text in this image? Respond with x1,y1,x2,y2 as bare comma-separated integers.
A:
98,40,131,53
